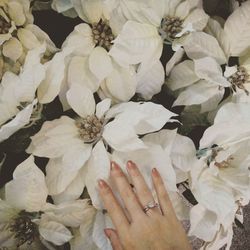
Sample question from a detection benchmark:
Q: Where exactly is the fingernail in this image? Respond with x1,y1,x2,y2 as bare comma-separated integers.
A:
127,160,136,170
98,179,107,189
104,229,111,238
111,161,119,171
152,168,159,177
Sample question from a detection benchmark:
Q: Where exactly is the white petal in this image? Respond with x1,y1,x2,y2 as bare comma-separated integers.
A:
203,226,234,250
2,37,23,62
38,48,72,104
52,167,86,204
133,102,177,134
192,168,236,221
173,80,223,107
46,144,91,195
16,44,46,102
171,134,197,172
167,60,199,91
0,100,36,143
95,99,111,119
92,211,113,250
189,204,219,241
109,21,162,68
136,60,164,100
66,83,96,117
43,200,91,227
72,0,104,23
52,0,74,13
17,28,41,50
27,116,79,158
25,24,58,54
5,156,48,212
205,18,230,56
67,56,100,92
8,1,26,26
39,218,72,245
165,48,185,76
183,32,227,65
194,57,230,87
85,141,110,209
106,102,176,134
200,103,250,147
183,8,209,31
62,23,94,56
101,63,137,102
103,120,147,152
89,47,113,81
224,1,250,56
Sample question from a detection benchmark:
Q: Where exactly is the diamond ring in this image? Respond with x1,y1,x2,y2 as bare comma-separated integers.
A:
143,201,159,213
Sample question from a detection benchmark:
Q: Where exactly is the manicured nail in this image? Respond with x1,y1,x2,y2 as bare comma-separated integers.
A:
127,160,135,170
98,179,107,189
111,161,120,171
152,168,159,177
104,229,111,239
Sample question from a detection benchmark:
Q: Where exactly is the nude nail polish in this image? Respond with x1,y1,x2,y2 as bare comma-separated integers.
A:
127,160,135,169
98,179,107,188
152,168,159,177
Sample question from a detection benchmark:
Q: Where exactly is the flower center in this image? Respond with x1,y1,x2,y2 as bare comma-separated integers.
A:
160,16,184,41
214,156,234,169
91,20,115,51
8,212,39,247
76,115,104,143
228,66,249,95
0,15,11,34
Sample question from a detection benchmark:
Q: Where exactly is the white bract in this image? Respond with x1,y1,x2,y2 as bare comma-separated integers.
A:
0,156,91,249
28,85,176,208
188,103,250,249
0,45,46,142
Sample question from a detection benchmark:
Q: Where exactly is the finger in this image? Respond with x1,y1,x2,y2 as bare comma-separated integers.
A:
110,161,145,220
151,168,175,216
98,179,130,233
104,229,123,250
126,161,161,215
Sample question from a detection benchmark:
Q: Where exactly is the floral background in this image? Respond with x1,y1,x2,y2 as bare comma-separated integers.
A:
0,0,250,249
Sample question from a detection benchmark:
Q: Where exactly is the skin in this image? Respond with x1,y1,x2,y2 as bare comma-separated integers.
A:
98,161,192,250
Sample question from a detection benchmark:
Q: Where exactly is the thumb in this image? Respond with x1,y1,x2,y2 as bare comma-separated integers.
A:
104,228,123,250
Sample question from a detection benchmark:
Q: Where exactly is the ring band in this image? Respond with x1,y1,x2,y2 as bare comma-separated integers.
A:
143,201,159,213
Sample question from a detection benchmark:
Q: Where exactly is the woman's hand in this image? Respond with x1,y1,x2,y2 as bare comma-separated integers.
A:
98,161,192,250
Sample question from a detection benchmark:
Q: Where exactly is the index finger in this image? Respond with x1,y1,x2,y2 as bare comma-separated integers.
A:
98,179,130,233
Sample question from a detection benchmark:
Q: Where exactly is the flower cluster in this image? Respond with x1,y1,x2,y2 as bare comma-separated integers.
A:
0,0,250,249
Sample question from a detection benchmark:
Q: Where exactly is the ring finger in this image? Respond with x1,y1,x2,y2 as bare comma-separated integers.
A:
126,161,162,216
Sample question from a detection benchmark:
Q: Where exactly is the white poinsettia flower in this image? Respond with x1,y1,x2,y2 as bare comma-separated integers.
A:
107,0,208,50
28,85,176,208
0,44,47,143
167,46,250,111
0,156,92,248
38,0,164,105
187,103,250,247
